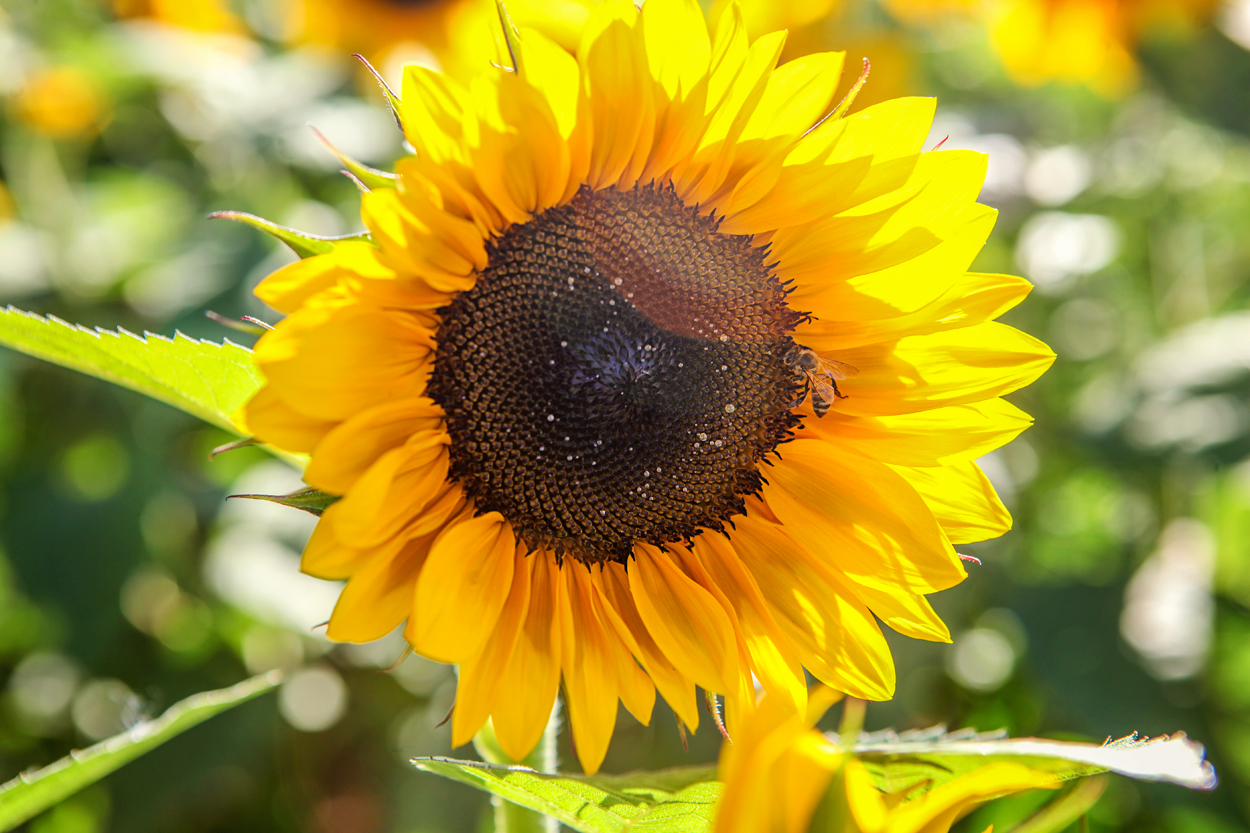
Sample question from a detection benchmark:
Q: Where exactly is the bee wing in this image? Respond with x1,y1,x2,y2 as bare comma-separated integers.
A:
818,358,860,380
808,374,839,403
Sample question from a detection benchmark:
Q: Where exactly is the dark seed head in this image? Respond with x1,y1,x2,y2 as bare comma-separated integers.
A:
427,183,805,564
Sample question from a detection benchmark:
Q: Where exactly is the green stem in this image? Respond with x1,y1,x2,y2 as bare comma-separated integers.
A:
837,697,866,750
472,701,561,833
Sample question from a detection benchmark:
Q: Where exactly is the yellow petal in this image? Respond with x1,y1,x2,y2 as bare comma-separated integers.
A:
411,512,516,663
885,763,1060,833
676,30,786,205
723,97,938,232
636,0,712,184
768,439,964,595
326,433,450,548
706,1,748,114
586,570,656,726
832,322,1056,418
253,301,433,423
399,66,472,165
491,549,564,762
470,73,571,220
326,533,434,643
740,52,844,145
598,562,699,730
581,12,656,190
301,513,360,580
767,152,990,297
452,548,534,748
693,535,808,716
716,698,840,833
844,758,889,833
804,398,1033,468
732,515,896,700
667,546,758,734
395,155,505,241
517,25,581,139
305,397,443,495
641,0,710,101
561,566,620,774
852,585,951,643
362,188,482,290
800,270,1033,354
802,96,937,166
893,461,1012,545
254,251,347,315
629,544,740,696
242,384,336,454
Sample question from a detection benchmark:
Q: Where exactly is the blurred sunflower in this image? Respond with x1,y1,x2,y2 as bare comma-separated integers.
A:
241,0,1053,772
12,66,110,139
291,0,596,78
715,689,1061,833
111,0,246,34
713,0,918,109
711,0,843,36
885,0,1218,95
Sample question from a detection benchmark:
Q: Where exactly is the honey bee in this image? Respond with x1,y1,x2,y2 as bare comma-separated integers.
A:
787,345,858,417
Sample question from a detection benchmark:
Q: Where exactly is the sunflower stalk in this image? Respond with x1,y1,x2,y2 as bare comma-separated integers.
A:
472,702,561,833
837,697,866,748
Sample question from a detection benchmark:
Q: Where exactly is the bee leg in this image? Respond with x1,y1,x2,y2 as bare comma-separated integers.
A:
787,377,810,410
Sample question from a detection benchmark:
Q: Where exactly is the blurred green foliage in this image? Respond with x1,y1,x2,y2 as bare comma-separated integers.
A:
2,0,1250,831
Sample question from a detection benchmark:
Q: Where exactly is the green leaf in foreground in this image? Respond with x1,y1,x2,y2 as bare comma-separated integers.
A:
419,726,1216,832
848,727,1217,795
0,307,262,434
412,757,718,833
0,672,281,832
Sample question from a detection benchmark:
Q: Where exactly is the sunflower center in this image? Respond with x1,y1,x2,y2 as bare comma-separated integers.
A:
428,184,803,564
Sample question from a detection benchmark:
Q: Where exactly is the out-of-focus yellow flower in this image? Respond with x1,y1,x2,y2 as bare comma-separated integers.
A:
716,689,1062,833
13,67,109,139
112,0,246,34
885,0,1218,95
711,0,844,36
291,0,596,78
711,0,914,112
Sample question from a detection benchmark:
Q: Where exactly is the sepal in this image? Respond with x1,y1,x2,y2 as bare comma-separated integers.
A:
229,487,340,516
209,211,371,259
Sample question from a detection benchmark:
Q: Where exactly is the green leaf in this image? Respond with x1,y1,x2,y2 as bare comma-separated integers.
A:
0,307,262,435
230,487,340,516
209,211,371,259
0,672,281,832
412,757,717,833
624,782,721,832
849,727,1218,796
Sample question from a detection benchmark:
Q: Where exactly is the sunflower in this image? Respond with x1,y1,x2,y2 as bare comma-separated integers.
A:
241,0,1053,773
715,689,1061,833
884,0,1218,95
